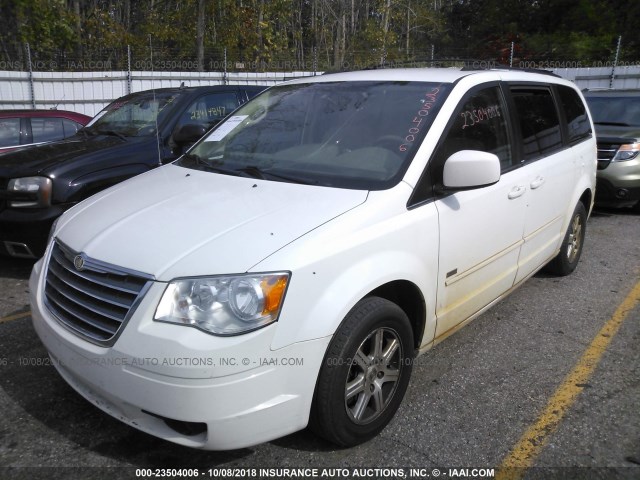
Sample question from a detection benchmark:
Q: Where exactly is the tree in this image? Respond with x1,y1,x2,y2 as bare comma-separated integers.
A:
1,0,638,72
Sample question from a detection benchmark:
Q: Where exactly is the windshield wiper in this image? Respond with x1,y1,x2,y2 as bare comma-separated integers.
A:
182,154,251,177
237,165,267,179
237,165,318,185
181,156,317,184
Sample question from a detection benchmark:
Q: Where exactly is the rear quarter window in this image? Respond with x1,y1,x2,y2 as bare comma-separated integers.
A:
557,86,592,144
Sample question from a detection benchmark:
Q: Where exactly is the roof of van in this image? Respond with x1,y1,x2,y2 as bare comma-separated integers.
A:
283,67,569,86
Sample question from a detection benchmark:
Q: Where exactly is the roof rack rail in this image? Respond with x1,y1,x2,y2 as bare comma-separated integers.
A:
461,64,562,78
323,58,500,74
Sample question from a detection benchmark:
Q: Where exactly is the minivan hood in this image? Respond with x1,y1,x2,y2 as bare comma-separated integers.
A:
56,163,368,280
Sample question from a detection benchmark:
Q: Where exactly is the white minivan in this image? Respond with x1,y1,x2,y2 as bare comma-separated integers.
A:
29,68,596,450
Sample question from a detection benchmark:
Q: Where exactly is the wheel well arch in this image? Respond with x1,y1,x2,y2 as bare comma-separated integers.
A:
579,188,592,213
368,280,426,350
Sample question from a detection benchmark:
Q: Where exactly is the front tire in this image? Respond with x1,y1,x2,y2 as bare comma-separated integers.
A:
310,296,414,447
546,202,587,276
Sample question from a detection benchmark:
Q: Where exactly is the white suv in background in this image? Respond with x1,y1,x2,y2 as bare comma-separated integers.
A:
30,68,596,450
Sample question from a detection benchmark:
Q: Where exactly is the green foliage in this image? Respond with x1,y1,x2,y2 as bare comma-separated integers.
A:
14,0,76,52
0,0,637,70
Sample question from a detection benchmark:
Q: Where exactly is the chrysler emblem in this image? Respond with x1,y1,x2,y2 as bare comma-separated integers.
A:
73,255,85,271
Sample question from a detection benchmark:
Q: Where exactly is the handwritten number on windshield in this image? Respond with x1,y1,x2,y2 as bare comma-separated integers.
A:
400,88,441,152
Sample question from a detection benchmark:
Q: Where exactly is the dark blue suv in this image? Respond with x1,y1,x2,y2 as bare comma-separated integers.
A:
0,84,265,258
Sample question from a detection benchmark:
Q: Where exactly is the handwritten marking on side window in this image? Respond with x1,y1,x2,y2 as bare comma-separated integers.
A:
460,105,501,129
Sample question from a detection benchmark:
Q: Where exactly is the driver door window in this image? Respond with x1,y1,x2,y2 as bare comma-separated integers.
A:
438,86,513,172
411,85,514,205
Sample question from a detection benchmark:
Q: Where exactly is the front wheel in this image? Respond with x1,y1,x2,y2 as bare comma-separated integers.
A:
309,296,414,447
545,202,587,276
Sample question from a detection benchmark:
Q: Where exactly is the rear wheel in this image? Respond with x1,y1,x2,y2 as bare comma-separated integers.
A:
546,202,587,276
310,296,414,447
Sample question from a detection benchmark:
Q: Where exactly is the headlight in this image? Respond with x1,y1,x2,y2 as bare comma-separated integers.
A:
154,272,290,335
8,176,53,208
612,143,640,161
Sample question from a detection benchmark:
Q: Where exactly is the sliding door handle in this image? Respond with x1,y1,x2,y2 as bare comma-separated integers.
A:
530,176,545,189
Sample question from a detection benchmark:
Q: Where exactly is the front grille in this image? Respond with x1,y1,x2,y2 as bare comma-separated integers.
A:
44,240,153,346
596,142,620,170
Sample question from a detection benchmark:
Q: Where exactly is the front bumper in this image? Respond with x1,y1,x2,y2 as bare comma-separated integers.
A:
29,256,330,450
596,157,640,208
0,205,68,258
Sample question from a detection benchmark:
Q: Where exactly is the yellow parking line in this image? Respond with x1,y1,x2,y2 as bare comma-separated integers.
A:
496,280,640,480
0,311,31,324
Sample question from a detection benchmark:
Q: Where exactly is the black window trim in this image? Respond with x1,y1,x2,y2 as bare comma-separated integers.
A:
21,117,33,145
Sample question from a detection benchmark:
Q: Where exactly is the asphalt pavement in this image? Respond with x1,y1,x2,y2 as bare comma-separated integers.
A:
0,208,638,480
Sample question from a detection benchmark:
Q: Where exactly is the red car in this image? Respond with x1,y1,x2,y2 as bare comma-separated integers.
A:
0,109,91,153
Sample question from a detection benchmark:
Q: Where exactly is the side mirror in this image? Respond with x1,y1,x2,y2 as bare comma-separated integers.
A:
173,124,207,145
442,150,501,190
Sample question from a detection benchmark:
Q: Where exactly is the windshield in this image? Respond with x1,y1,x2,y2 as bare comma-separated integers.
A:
586,95,640,127
84,91,182,137
178,81,450,189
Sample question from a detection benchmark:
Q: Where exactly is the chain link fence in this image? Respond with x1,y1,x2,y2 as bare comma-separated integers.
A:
4,42,639,75
3,42,640,115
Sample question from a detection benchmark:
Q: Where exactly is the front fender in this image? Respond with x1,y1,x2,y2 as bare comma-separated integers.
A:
65,163,154,203
270,250,437,351
253,189,440,351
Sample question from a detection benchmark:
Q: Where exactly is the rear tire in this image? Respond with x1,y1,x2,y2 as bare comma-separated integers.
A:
309,296,414,447
545,202,587,276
